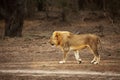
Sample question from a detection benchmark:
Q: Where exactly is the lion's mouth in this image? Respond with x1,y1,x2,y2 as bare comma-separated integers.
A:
51,44,55,48
51,43,54,46
50,42,55,46
49,40,55,46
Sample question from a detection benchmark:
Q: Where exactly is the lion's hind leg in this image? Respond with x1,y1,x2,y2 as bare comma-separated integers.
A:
89,44,100,64
74,50,82,64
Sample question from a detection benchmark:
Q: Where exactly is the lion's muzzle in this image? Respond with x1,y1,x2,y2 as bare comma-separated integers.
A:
49,38,55,46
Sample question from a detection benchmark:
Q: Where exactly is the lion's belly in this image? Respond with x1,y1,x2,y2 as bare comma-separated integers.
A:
70,45,87,50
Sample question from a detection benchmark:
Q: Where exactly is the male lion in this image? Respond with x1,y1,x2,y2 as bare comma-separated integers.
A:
49,31,101,64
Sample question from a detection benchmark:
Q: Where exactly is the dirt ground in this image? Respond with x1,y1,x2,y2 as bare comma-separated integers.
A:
0,14,120,80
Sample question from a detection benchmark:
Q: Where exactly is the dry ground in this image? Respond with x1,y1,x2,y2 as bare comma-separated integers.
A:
0,15,120,80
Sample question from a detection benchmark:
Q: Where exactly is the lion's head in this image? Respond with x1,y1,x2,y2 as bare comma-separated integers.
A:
49,31,71,46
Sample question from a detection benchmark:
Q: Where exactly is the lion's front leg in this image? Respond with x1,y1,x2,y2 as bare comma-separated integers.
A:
59,51,68,64
59,43,70,64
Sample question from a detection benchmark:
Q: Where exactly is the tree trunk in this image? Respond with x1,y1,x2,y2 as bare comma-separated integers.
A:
4,0,25,37
78,0,84,10
61,8,66,21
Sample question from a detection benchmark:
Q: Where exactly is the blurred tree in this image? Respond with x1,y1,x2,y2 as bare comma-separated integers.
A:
0,0,25,37
68,0,79,12
59,0,68,21
25,0,37,18
0,0,119,37
37,0,46,11
78,0,84,10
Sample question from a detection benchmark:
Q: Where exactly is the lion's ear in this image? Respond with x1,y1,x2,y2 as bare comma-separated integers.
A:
55,33,63,45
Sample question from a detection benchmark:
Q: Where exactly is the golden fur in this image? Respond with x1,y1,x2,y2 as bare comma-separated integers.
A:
49,31,101,64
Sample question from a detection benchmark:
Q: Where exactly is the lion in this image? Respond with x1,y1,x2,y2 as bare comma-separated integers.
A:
49,31,101,64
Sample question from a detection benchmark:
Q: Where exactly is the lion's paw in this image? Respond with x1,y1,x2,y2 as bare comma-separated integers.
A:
93,61,99,64
78,59,82,64
59,61,65,64
91,61,99,64
91,60,96,64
